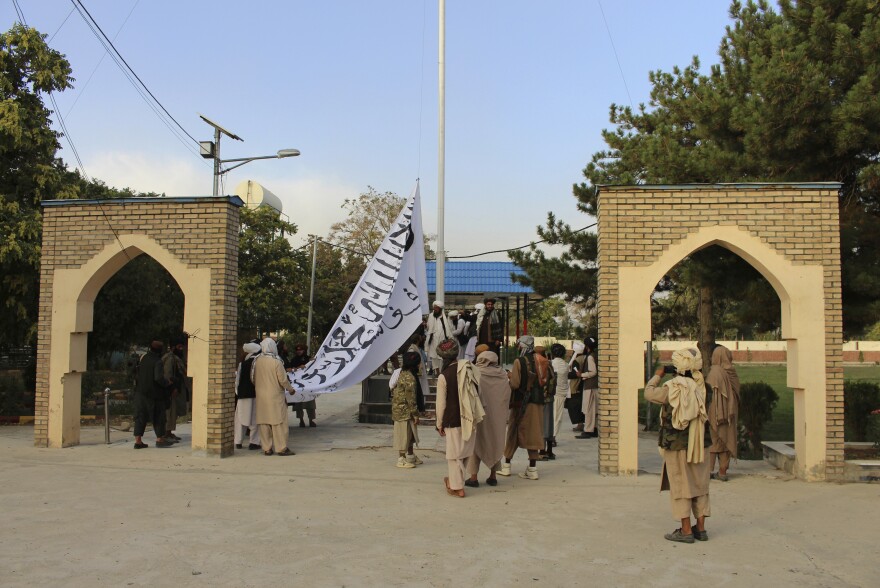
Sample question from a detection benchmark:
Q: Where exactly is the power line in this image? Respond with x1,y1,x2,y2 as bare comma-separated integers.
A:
48,93,89,181
447,222,597,259
48,5,75,43
596,0,634,110
72,0,198,144
69,1,200,158
66,0,140,118
303,222,597,262
11,0,132,262
69,0,204,160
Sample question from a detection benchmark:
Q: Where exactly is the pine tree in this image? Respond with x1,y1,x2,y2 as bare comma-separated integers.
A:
513,0,880,347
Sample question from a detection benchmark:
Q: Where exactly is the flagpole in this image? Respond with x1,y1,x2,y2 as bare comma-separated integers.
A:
436,0,446,305
306,234,318,356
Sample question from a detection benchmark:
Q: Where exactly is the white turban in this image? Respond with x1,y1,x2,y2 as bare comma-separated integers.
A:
242,342,261,355
474,303,485,311
260,337,279,357
449,310,459,317
666,347,708,464
433,300,445,308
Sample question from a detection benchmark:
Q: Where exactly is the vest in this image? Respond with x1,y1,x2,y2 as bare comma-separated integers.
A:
513,355,544,405
583,351,598,390
237,356,257,399
440,363,461,428
658,402,713,451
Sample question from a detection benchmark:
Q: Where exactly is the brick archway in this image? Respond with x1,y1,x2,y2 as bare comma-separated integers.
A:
35,197,242,456
596,184,844,481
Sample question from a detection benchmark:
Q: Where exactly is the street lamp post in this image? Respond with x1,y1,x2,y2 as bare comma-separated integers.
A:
199,114,300,196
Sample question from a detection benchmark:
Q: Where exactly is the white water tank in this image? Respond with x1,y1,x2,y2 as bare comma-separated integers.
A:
234,180,283,213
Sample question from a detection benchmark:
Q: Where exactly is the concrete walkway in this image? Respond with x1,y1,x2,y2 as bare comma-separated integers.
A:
0,386,876,587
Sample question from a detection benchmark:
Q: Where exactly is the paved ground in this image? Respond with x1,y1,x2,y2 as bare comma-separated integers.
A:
1,386,877,587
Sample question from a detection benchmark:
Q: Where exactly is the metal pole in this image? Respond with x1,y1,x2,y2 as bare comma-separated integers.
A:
644,340,653,431
104,388,111,444
436,0,446,305
306,235,318,356
212,127,221,196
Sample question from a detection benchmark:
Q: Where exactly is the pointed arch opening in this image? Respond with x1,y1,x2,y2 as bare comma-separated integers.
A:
595,185,844,481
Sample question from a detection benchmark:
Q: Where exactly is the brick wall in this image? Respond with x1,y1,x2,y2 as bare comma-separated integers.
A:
596,185,844,478
36,197,240,455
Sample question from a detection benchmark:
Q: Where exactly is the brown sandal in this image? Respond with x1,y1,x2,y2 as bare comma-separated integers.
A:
444,477,465,498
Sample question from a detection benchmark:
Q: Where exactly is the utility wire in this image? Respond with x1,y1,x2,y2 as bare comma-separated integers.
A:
70,0,200,158
69,0,204,160
11,0,132,262
448,222,597,259
416,0,427,177
304,222,597,262
48,5,75,43
72,0,198,144
597,0,634,110
66,0,139,118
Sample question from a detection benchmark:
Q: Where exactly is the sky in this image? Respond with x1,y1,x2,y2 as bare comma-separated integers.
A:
5,0,735,259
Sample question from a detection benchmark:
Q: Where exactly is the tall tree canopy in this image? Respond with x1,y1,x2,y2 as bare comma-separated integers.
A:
328,186,435,269
238,206,309,336
0,24,75,345
513,0,880,341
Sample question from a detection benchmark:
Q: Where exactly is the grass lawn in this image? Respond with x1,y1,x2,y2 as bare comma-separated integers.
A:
637,364,880,444
739,364,880,442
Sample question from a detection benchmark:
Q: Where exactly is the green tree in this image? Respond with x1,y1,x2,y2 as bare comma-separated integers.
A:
514,0,880,355
328,186,435,270
508,213,598,304
238,206,308,336
88,255,184,367
527,297,585,339
0,24,75,346
285,239,358,349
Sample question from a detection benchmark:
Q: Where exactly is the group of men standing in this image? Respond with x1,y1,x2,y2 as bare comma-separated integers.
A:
391,327,603,498
132,334,189,449
233,339,316,456
425,298,504,374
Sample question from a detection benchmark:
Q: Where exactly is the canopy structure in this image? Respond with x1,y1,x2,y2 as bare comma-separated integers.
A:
425,261,540,339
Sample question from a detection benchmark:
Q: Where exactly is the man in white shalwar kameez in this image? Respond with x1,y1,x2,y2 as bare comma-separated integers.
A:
234,341,261,449
425,301,452,375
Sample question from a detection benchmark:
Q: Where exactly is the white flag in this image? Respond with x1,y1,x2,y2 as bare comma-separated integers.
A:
287,183,429,397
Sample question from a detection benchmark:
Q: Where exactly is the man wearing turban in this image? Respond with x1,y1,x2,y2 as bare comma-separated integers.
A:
644,347,711,544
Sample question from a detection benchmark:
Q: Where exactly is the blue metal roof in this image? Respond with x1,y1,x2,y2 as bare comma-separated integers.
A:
426,261,534,294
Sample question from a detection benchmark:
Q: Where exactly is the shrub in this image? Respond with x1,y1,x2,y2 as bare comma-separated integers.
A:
843,381,880,442
0,372,29,416
738,381,779,454
81,370,132,413
868,412,880,449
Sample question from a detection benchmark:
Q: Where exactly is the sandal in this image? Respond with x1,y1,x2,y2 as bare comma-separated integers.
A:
276,448,295,456
444,477,465,498
264,449,274,456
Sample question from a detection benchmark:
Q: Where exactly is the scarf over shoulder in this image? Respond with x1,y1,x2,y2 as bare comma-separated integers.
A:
456,359,485,442
666,348,708,463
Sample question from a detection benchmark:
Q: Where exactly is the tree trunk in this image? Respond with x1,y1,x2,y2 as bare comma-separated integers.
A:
698,285,715,373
